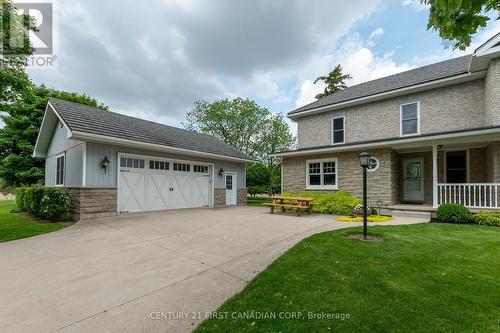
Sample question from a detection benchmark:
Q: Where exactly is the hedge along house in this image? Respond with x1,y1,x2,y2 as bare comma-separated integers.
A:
273,32,500,216
33,98,255,220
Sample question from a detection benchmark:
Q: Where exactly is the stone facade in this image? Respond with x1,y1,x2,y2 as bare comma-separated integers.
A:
68,187,117,221
283,146,499,207
237,189,247,205
214,188,226,206
469,148,487,183
282,149,397,206
297,80,486,149
214,188,247,206
485,58,500,126
486,142,500,182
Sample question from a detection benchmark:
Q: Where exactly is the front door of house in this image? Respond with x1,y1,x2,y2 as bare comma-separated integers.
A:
403,158,424,202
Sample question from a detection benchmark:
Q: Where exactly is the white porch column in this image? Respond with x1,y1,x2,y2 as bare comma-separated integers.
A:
432,144,438,208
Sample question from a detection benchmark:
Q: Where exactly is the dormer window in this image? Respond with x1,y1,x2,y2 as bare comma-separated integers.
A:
331,116,345,144
400,102,420,136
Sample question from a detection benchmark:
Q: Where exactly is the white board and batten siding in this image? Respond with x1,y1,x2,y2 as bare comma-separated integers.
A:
84,142,246,213
44,123,83,187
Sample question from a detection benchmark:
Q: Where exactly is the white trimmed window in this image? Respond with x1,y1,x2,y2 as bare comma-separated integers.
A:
400,102,420,136
55,154,65,186
306,158,338,190
331,116,345,144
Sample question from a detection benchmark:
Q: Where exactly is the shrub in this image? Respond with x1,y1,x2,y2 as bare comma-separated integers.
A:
436,203,473,224
14,186,70,220
40,187,70,219
15,187,27,211
26,186,45,214
474,211,500,227
281,191,360,215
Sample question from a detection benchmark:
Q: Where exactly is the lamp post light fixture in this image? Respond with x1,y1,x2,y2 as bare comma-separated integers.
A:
358,152,370,240
101,156,110,173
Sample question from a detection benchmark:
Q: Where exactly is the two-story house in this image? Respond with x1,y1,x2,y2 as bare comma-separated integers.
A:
274,33,500,213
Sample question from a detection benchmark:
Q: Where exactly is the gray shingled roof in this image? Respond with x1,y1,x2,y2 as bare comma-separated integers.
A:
289,54,472,115
49,98,254,161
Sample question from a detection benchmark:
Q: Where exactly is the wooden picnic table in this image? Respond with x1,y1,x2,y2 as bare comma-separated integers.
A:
263,196,315,216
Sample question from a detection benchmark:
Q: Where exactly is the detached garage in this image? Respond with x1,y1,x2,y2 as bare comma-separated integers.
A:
33,98,254,220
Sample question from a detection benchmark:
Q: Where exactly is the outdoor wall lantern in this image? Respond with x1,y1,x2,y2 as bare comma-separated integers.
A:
358,152,370,240
218,168,224,177
101,156,110,173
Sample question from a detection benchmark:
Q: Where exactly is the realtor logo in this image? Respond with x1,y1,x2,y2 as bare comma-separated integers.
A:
13,2,53,54
1,1,55,68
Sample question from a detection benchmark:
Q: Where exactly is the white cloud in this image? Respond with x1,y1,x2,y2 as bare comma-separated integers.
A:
295,80,324,107
294,33,413,107
400,0,429,11
369,27,384,40
27,0,382,127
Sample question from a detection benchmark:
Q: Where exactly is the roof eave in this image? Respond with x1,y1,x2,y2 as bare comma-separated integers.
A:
71,130,256,164
288,71,485,120
271,126,500,158
32,102,73,158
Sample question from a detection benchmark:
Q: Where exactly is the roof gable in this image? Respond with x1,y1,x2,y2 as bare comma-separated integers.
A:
35,98,254,162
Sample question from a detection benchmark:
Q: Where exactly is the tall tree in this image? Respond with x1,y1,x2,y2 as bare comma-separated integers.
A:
0,85,107,186
184,98,269,157
422,0,500,50
314,65,352,100
184,98,295,194
0,0,37,111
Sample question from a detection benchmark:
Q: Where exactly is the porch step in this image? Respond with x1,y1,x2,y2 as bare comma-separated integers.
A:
390,210,431,221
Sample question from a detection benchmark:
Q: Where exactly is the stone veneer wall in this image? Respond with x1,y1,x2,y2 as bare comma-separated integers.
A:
486,142,500,182
282,149,397,206
469,148,487,183
68,187,117,221
214,188,247,206
237,189,247,205
214,188,226,206
485,58,500,126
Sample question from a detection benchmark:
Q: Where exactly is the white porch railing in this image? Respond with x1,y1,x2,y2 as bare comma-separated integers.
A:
437,183,500,209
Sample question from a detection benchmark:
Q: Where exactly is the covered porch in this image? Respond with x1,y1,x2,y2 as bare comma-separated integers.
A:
393,139,500,210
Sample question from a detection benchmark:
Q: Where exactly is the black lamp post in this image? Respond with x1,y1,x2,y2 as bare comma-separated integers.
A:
359,152,370,240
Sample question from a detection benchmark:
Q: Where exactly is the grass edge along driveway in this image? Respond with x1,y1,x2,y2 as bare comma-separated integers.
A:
0,201,70,242
196,223,500,332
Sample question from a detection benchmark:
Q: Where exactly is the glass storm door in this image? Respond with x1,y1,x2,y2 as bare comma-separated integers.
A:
403,158,424,202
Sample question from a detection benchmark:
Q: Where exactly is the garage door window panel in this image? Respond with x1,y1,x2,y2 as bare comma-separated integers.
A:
121,157,145,169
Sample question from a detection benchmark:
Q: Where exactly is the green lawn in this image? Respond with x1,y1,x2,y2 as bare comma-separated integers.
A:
0,201,70,242
247,196,273,207
196,223,500,332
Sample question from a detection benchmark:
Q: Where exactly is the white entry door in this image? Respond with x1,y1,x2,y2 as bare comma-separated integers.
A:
118,155,211,213
225,172,237,205
403,158,424,202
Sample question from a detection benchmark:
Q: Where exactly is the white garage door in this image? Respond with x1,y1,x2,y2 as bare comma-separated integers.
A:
118,155,211,213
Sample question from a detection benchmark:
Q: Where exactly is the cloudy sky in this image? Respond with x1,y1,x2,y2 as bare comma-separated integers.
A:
27,0,500,132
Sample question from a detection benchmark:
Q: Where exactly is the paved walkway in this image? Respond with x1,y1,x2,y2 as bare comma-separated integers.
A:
0,206,425,332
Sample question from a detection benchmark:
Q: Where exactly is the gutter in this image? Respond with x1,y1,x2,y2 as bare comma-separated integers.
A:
71,130,257,164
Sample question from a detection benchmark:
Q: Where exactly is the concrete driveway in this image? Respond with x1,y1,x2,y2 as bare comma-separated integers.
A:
0,206,423,333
